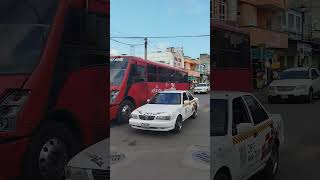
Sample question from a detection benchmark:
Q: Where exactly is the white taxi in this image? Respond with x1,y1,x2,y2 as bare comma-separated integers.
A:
194,83,210,94
65,138,109,180
268,67,320,103
212,91,284,180
129,90,199,133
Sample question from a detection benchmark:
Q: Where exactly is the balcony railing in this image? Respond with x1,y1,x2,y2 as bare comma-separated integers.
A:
241,26,288,48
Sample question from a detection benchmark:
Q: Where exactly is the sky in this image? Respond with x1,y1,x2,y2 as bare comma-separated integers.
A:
110,0,210,59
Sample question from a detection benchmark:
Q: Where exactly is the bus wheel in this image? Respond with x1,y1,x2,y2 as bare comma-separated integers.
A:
22,121,80,180
118,100,135,123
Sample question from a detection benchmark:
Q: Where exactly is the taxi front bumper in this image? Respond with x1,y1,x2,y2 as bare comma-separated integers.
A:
129,118,176,131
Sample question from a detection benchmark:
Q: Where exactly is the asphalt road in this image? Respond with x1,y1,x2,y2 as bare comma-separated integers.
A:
111,93,210,180
262,99,320,180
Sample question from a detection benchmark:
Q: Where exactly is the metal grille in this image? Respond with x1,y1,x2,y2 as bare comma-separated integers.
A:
92,169,109,180
139,115,155,120
276,86,295,91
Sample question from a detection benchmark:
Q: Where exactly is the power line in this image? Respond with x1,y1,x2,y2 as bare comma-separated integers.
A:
110,35,210,39
110,39,144,46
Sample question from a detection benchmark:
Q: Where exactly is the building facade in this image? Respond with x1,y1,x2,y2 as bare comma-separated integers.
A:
147,47,185,69
199,53,210,83
184,56,200,83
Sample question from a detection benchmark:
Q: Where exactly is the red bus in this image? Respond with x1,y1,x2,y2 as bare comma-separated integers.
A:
110,56,189,123
211,22,253,92
0,0,108,180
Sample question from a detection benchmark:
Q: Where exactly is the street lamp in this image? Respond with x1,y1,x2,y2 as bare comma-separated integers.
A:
299,5,307,67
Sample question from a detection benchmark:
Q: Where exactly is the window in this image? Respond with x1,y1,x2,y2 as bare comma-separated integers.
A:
129,64,146,83
232,97,251,125
219,0,227,21
183,93,189,102
211,99,228,136
187,92,194,100
0,0,58,74
147,64,157,82
243,95,269,125
267,18,272,30
296,16,301,33
288,13,294,30
281,11,287,26
158,67,169,82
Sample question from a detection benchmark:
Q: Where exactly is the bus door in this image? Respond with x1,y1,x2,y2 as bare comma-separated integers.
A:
127,60,148,107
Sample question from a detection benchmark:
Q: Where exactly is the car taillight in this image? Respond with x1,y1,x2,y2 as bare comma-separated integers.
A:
0,90,30,131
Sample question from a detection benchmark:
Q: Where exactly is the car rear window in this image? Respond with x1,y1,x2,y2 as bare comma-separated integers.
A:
211,99,228,136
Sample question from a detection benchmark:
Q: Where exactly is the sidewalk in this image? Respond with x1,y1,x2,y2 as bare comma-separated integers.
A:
252,88,268,104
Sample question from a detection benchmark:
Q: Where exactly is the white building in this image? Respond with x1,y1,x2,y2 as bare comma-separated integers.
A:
146,47,185,69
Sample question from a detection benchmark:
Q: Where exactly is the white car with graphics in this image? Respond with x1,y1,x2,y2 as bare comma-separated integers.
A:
268,67,320,103
212,91,284,180
65,138,109,180
194,83,210,94
129,90,199,133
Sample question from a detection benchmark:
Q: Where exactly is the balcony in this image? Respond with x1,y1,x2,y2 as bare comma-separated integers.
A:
242,26,288,48
240,0,286,10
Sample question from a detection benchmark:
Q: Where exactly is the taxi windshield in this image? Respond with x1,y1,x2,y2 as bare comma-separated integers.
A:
149,93,181,105
211,99,228,136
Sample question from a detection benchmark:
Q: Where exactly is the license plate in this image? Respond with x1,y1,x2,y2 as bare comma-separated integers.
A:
141,123,150,128
281,95,288,99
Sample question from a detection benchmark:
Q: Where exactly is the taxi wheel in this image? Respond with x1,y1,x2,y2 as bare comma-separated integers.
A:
173,116,183,133
213,172,230,180
262,144,279,180
118,100,135,123
191,105,198,119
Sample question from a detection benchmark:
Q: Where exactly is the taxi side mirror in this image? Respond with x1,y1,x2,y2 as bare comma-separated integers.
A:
184,100,190,104
237,123,254,134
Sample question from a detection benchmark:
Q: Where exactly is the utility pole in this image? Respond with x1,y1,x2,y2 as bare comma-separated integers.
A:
144,37,148,61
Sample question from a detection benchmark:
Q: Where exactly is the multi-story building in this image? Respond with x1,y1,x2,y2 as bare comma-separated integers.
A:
239,0,288,80
184,56,200,83
199,53,210,83
211,0,239,25
147,47,185,69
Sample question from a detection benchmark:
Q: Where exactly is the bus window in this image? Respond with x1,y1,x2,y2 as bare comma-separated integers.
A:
129,64,146,83
147,64,157,82
158,67,169,82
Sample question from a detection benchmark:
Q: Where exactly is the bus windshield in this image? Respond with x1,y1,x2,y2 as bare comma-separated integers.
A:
279,70,310,80
149,93,181,105
0,0,58,74
211,99,228,136
110,58,129,86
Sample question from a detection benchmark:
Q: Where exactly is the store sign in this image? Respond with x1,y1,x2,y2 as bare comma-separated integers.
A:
251,48,274,59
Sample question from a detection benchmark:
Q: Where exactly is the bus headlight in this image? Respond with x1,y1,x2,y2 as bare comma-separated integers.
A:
0,90,30,131
156,116,171,120
65,166,89,180
110,90,119,103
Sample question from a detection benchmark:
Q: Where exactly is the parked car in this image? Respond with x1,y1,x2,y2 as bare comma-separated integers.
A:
211,91,284,180
129,90,199,133
194,83,210,94
65,138,109,180
268,67,320,103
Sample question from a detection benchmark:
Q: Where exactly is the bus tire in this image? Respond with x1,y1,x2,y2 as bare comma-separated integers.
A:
173,115,183,133
117,100,135,124
21,121,81,180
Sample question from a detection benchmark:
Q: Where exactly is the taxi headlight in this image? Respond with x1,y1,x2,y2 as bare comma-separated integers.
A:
65,166,90,180
156,116,171,120
130,114,139,119
296,85,307,90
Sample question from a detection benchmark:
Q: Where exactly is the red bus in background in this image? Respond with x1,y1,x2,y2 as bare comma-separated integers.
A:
0,0,108,180
110,56,189,123
211,22,253,92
